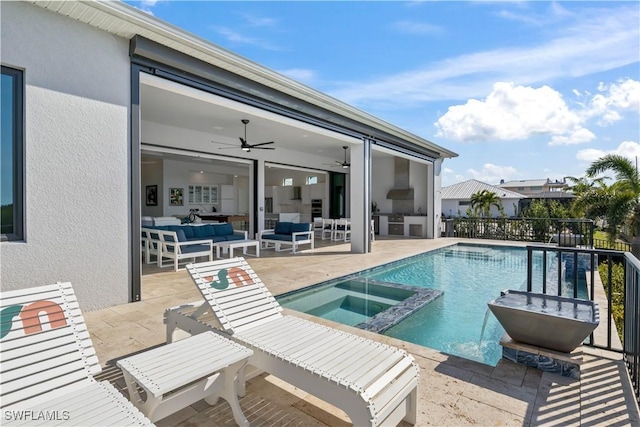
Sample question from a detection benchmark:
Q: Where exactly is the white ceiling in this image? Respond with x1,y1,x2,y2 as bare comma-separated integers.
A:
139,73,368,167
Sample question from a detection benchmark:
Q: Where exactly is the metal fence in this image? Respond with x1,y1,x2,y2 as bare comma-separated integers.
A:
444,217,594,246
593,238,632,252
525,245,639,404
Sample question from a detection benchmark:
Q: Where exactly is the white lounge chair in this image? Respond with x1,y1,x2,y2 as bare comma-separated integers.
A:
0,282,153,426
164,258,420,427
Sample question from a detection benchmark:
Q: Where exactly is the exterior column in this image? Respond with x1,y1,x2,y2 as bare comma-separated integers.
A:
350,139,372,253
430,158,443,239
256,159,266,238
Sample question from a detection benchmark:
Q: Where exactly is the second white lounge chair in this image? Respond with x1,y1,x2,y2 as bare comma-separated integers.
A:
165,258,420,426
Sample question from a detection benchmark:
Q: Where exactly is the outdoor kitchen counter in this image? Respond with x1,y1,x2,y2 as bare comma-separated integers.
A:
377,214,428,238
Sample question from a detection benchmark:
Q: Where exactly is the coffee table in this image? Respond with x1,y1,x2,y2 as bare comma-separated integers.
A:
216,239,260,258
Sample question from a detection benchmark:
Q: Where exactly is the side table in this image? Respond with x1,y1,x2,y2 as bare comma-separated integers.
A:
117,331,253,425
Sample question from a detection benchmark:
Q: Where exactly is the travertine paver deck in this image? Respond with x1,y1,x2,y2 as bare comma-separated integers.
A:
85,237,640,426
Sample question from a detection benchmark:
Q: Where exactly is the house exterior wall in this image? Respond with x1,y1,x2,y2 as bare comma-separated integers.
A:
0,2,131,310
442,198,520,218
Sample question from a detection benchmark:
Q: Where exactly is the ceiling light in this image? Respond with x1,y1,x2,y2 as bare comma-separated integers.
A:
199,171,204,174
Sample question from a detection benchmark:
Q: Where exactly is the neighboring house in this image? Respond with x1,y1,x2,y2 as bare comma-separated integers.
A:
441,180,525,218
498,178,574,211
0,1,457,309
499,178,568,196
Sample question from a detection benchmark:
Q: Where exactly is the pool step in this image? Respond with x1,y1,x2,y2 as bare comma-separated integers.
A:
353,279,444,334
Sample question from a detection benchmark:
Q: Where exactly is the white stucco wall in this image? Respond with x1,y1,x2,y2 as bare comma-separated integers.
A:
442,198,520,218
0,2,131,310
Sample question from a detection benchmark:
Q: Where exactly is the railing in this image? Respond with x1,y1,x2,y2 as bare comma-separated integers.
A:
444,217,594,246
593,238,632,252
526,245,639,404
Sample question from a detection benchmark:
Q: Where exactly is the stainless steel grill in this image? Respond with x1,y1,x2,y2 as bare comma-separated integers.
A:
388,214,405,235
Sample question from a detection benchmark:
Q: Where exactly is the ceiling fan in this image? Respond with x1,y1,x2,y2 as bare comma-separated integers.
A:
212,119,275,152
325,146,350,169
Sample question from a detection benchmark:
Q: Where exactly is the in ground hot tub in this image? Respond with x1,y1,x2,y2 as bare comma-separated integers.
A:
488,290,599,353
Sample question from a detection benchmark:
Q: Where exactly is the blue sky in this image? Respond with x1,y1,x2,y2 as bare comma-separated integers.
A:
125,1,639,187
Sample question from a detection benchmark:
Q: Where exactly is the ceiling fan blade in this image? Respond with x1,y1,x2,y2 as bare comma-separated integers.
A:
254,146,276,150
250,141,275,147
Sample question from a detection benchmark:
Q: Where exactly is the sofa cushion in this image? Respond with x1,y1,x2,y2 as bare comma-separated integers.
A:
290,223,310,234
214,223,234,236
182,226,196,239
262,234,290,241
225,234,245,242
193,224,214,239
177,243,210,254
164,229,187,242
274,222,292,235
212,236,228,243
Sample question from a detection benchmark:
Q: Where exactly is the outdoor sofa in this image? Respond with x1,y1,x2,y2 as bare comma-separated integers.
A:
142,223,248,271
258,221,314,254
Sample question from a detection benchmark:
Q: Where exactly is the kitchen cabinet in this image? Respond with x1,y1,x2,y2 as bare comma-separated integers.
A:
188,185,218,205
310,184,324,200
301,185,311,204
220,184,235,214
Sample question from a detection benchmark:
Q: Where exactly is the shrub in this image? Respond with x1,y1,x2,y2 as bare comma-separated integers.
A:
598,261,624,342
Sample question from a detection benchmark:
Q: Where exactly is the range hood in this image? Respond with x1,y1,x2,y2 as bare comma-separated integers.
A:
386,158,414,200
386,188,414,200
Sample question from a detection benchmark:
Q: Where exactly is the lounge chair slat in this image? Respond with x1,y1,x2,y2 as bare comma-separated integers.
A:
4,382,151,426
2,369,93,407
0,283,154,426
171,258,420,426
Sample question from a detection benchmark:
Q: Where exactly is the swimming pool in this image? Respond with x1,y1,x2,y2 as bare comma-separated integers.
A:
278,243,580,366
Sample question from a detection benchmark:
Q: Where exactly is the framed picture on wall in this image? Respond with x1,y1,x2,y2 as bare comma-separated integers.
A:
145,185,157,206
169,187,184,206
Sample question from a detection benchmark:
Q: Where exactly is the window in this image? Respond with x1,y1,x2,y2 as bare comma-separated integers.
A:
1,66,24,241
306,176,318,185
459,201,470,206
282,178,293,186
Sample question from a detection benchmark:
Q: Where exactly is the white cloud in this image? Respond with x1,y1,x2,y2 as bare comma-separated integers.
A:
548,128,596,146
241,14,278,28
434,82,586,143
581,78,640,125
467,163,519,185
576,140,640,163
212,27,283,51
329,5,639,105
390,20,443,35
278,68,317,84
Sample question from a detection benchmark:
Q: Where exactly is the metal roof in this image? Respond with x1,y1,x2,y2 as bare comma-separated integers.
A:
29,0,458,159
499,179,549,188
441,179,526,200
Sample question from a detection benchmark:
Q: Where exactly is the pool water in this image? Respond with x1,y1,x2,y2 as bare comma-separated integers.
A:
278,244,585,366
280,279,417,326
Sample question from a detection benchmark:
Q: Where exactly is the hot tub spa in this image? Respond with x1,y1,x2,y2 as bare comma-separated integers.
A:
488,290,600,353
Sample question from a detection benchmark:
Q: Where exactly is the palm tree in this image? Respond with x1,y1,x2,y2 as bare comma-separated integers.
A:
565,175,609,218
585,155,640,242
470,190,502,217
